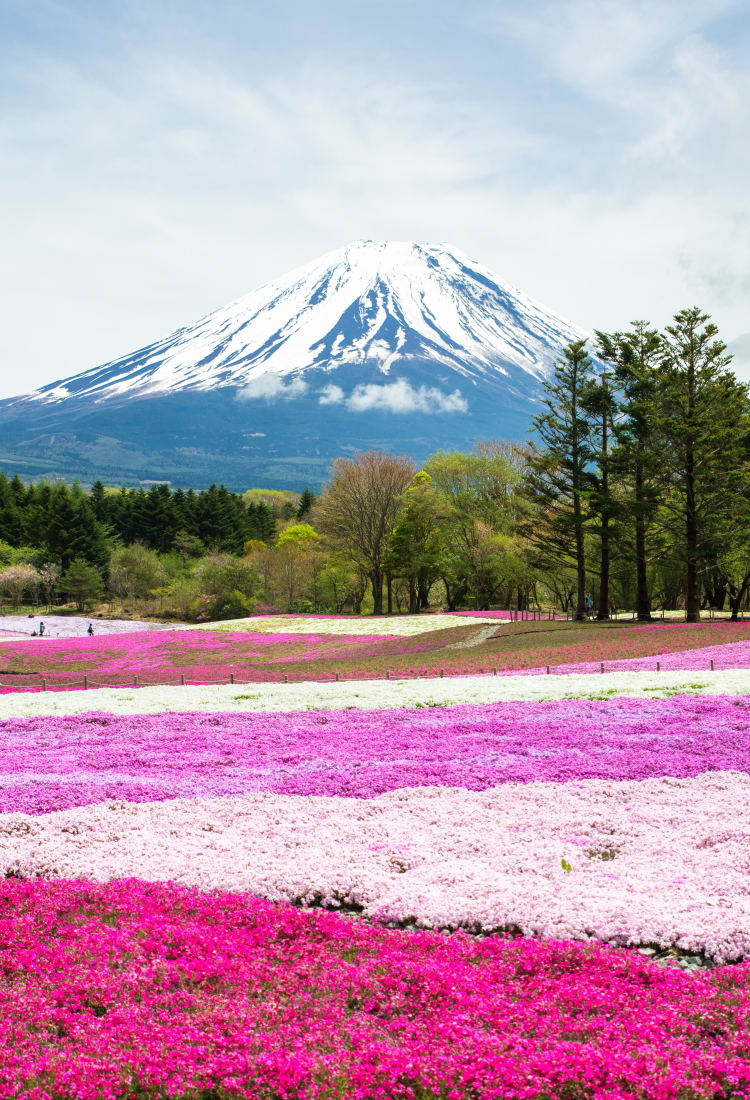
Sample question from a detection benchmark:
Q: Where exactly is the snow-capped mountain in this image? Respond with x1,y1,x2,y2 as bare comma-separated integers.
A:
0,241,588,489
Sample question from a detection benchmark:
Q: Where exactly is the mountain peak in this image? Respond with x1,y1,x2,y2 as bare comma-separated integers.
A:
15,240,586,409
0,241,589,489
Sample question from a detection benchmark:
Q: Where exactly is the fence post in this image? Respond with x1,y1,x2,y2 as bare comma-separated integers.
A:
134,674,138,687
41,677,46,692
440,669,444,678
335,672,340,682
386,670,390,680
710,659,714,670
546,665,550,674
493,667,497,676
284,674,288,683
180,673,185,686
230,672,234,685
84,675,88,690
657,661,660,671
600,662,604,674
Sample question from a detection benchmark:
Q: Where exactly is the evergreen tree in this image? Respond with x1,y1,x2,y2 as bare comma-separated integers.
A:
653,308,749,622
595,322,662,621
44,485,79,568
90,480,107,522
60,558,104,611
524,340,596,621
581,370,617,620
0,474,22,545
297,487,316,520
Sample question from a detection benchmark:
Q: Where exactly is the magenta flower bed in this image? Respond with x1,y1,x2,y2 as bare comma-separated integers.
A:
0,628,464,688
3,878,750,1100
3,694,750,814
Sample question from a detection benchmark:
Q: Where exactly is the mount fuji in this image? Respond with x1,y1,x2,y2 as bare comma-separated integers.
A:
0,241,587,490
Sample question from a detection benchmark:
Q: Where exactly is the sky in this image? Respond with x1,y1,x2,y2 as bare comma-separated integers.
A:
1,0,749,399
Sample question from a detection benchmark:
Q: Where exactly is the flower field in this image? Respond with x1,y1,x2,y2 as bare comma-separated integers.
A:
3,616,750,690
198,611,510,634
3,617,750,1097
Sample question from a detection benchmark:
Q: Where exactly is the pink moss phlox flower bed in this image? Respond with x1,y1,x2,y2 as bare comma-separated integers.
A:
3,878,750,1100
3,694,750,813
526,639,750,675
0,628,489,688
0,628,433,683
5,622,750,694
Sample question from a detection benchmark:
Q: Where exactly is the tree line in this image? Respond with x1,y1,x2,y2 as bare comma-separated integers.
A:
0,306,747,622
0,480,282,619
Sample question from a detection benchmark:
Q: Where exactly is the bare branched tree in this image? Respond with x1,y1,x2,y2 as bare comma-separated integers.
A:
314,451,416,614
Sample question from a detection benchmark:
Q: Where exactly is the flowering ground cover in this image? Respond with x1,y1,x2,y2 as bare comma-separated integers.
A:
5,879,750,1100
4,771,750,961
5,623,750,1095
0,625,480,688
2,694,750,813
2,667,750,718
201,612,509,634
0,614,176,639
4,619,750,691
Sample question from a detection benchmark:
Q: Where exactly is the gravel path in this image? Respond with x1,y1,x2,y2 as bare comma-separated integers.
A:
448,624,500,649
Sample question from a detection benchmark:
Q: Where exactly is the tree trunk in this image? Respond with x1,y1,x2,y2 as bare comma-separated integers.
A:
386,574,393,616
352,574,366,616
571,361,587,623
684,352,701,623
408,576,418,614
417,574,429,610
634,457,651,620
729,576,750,621
573,493,587,621
371,569,384,615
597,402,610,622
597,518,610,621
442,577,457,611
685,445,700,622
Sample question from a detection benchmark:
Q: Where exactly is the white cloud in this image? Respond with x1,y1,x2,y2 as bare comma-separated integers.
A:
1,0,749,401
241,376,468,413
237,375,308,401
728,333,750,375
318,384,344,405
345,380,468,414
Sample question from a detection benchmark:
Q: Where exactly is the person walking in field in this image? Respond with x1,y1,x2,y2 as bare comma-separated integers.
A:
87,623,94,636
38,621,45,636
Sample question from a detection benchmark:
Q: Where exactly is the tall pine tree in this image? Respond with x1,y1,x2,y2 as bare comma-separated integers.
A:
525,340,596,622
654,308,749,622
595,322,662,621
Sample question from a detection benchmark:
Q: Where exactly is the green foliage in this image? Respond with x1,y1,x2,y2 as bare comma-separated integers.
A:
524,340,596,621
276,523,318,548
109,543,167,601
297,486,316,519
2,316,750,625
59,558,104,611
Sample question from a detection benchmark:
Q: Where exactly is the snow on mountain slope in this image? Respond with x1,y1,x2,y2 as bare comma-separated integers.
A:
14,241,587,408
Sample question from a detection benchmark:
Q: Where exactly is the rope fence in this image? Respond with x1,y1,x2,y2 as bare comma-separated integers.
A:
0,656,724,693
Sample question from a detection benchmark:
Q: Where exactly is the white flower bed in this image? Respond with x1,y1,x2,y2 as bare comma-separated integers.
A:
0,615,176,639
192,613,506,635
3,771,748,962
2,668,749,719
